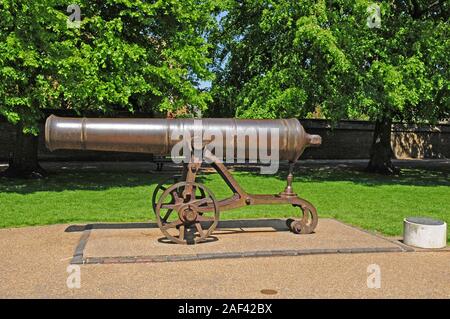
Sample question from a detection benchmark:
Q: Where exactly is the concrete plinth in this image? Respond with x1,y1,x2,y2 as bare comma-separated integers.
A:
70,218,412,264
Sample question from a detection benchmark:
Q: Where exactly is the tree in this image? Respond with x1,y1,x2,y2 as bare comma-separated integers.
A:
209,1,350,119
0,1,64,177
330,0,449,174
211,0,449,174
0,0,218,178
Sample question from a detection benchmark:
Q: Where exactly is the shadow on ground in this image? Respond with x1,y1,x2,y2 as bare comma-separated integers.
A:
64,219,289,233
0,160,449,194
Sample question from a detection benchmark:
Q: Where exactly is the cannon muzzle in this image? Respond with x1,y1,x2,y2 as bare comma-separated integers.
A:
45,115,321,161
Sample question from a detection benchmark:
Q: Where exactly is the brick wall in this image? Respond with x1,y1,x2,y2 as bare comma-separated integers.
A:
0,118,449,161
300,119,450,159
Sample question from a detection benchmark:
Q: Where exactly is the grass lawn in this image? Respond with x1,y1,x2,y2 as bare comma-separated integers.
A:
1,163,449,242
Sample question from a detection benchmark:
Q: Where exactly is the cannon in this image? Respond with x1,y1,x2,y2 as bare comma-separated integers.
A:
45,115,322,244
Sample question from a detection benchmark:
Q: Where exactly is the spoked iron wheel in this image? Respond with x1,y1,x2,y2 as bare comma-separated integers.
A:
151,175,180,214
287,199,318,234
151,175,205,214
155,181,219,244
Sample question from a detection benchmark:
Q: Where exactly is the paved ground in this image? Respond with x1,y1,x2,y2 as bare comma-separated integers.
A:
0,222,449,298
79,219,406,264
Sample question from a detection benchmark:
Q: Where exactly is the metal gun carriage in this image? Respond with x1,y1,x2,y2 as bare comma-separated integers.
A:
45,115,322,244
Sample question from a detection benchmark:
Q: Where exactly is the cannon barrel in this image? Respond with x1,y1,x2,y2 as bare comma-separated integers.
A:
45,115,321,161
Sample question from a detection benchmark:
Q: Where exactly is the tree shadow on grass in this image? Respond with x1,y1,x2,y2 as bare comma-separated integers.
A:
228,162,450,187
0,161,449,195
0,171,165,194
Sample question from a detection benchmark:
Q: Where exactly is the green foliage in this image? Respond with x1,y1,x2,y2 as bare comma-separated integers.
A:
331,0,449,123
210,0,349,119
1,0,448,130
0,0,219,134
211,0,449,122
0,1,63,133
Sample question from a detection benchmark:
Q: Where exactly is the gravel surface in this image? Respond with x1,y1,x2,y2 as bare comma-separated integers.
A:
1,223,449,298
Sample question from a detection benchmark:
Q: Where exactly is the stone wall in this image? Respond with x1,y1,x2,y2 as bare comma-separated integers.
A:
0,118,449,161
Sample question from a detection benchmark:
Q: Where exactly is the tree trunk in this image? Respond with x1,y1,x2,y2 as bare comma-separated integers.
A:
366,117,400,175
1,121,46,179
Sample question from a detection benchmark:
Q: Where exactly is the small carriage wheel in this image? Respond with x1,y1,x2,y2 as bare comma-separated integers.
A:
155,181,219,245
151,175,206,214
288,200,318,234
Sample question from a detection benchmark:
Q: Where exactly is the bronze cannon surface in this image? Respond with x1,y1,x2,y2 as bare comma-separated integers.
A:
46,115,322,244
